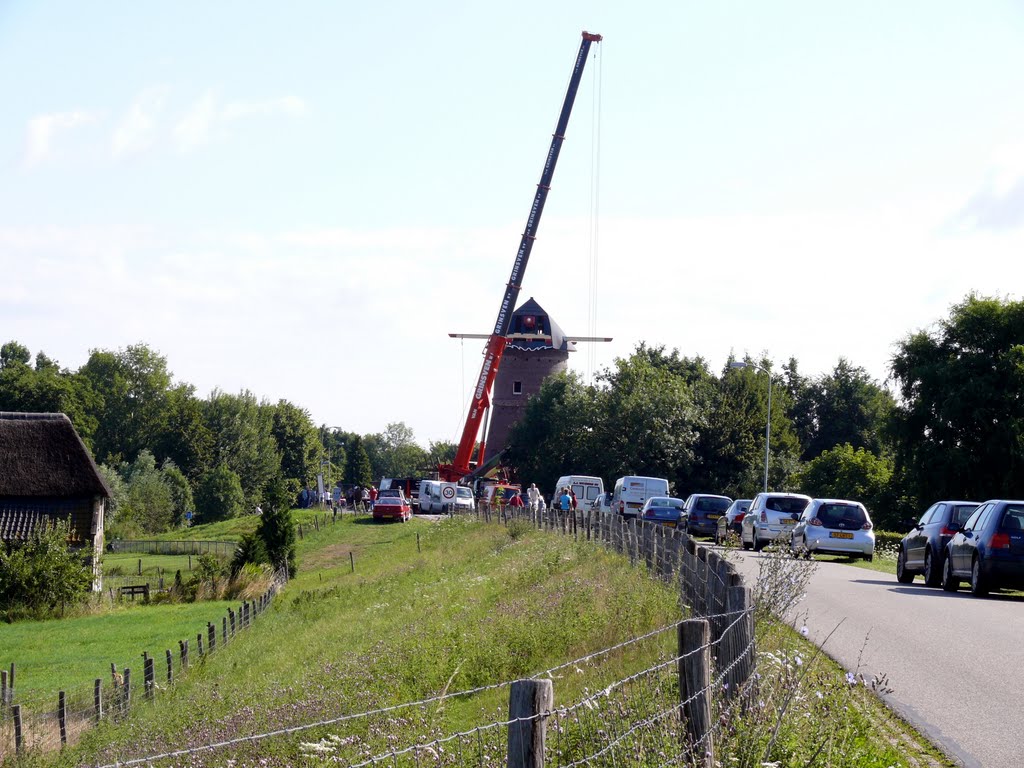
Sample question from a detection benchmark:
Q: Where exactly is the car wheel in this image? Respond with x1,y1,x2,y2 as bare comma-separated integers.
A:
970,557,989,597
864,553,874,562
753,535,766,552
941,555,960,592
923,549,941,588
742,534,752,551
896,548,914,583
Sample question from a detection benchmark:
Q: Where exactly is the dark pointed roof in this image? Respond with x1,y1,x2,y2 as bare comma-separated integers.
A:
0,413,111,498
505,297,576,353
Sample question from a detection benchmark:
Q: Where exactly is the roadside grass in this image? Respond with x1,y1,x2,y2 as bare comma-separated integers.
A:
103,552,198,577
11,513,957,767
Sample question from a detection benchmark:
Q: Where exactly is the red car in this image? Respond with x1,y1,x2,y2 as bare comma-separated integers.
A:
373,492,412,522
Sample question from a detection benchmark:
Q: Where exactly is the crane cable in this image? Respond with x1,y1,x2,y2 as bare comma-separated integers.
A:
586,44,604,385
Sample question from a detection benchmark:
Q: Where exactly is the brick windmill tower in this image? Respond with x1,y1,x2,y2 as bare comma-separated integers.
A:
451,296,610,466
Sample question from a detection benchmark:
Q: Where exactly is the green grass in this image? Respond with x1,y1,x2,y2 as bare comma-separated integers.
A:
103,552,198,577
6,511,956,768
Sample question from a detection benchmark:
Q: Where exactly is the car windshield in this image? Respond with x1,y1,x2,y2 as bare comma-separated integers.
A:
696,497,730,512
457,488,473,498
952,504,978,526
766,497,809,514
380,489,401,497
817,503,866,527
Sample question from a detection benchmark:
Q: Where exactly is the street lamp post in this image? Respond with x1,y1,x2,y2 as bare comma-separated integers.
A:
730,361,773,493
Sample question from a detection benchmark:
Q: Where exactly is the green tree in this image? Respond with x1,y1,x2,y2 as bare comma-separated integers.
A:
156,385,214,483
257,478,297,577
115,450,175,535
344,435,374,487
203,390,281,508
271,400,322,484
890,294,1024,502
0,520,92,616
161,461,195,528
194,463,246,523
80,344,174,464
799,359,894,460
795,444,896,527
371,422,429,478
0,340,31,368
427,439,457,466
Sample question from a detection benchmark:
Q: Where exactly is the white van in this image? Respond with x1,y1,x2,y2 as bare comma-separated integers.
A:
611,476,671,519
418,480,441,513
551,475,605,510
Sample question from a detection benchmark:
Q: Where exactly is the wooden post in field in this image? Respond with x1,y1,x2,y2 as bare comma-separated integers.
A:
694,546,709,616
229,608,236,636
196,632,204,657
208,622,216,652
144,655,155,699
122,668,131,714
8,663,15,703
166,649,173,684
138,558,142,575
679,619,713,767
222,617,228,644
59,690,68,745
725,585,754,696
94,678,103,723
1,669,7,708
350,552,355,573
417,533,421,553
12,704,22,755
179,640,188,670
507,679,553,768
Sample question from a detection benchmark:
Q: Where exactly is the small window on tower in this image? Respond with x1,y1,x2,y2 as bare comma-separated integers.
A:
513,381,523,395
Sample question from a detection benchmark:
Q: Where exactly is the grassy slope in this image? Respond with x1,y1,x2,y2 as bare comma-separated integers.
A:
10,512,955,767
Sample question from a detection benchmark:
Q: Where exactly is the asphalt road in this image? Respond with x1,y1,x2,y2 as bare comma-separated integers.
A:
731,550,1024,768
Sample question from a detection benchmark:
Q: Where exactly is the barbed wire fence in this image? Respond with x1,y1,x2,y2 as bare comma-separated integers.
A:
0,567,289,760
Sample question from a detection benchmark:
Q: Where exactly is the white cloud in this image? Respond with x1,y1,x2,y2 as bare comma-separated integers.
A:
173,89,219,152
112,88,167,158
24,110,97,167
221,96,307,122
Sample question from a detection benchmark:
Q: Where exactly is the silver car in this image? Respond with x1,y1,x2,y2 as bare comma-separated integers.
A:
740,492,812,551
789,498,876,561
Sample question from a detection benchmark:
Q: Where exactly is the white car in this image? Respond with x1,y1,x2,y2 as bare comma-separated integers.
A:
740,492,812,551
789,498,876,561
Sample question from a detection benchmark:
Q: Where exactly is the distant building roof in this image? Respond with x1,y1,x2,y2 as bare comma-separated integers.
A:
505,297,576,353
0,412,111,498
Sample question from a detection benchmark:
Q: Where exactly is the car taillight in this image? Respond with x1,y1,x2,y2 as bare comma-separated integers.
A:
645,509,654,518
990,532,1011,550
619,501,624,513
809,518,822,527
939,526,957,537
735,513,745,523
760,511,767,522
861,521,872,531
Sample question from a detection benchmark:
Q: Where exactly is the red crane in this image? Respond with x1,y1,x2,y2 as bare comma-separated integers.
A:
438,31,602,482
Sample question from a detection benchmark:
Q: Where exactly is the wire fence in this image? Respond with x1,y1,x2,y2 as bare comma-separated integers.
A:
107,539,239,557
2,504,758,767
0,567,289,760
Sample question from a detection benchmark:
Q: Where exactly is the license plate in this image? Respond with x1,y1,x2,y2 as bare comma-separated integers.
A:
663,521,676,528
781,518,797,525
708,514,721,520
830,532,854,539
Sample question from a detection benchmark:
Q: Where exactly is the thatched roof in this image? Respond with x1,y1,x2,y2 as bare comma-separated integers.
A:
0,412,111,498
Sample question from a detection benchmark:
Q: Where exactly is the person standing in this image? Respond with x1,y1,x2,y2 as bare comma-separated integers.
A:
369,485,378,512
559,488,572,513
510,491,525,509
527,483,540,513
360,486,370,512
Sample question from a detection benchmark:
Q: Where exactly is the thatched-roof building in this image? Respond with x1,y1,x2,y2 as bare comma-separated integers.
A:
0,412,110,589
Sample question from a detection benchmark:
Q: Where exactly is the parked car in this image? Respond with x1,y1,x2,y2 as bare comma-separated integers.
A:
715,499,752,544
682,494,733,538
740,492,812,551
789,499,876,561
591,492,613,514
640,496,685,528
612,476,671,519
942,500,1024,596
373,493,412,522
552,475,605,511
896,500,979,586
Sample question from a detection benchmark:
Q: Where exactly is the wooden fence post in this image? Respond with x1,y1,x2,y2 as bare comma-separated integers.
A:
229,608,236,636
12,704,22,755
94,678,103,723
1,669,6,708
144,655,155,700
223,617,228,644
725,585,754,696
59,690,68,745
208,622,216,652
122,668,131,714
507,679,553,768
197,633,204,657
679,619,713,767
350,552,355,573
8,663,14,702
166,649,174,685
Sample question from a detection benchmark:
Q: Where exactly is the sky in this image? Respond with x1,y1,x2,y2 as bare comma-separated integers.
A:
2,1,1023,446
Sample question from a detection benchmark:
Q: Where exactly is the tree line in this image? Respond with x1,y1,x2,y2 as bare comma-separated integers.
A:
0,341,452,537
505,294,1024,530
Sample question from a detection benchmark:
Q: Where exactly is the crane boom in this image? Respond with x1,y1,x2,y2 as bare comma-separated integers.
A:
440,31,602,482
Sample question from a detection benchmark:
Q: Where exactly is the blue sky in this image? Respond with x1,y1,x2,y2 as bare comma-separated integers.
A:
3,1,1023,445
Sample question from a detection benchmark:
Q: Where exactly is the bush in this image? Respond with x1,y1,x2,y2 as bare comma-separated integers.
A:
195,463,245,523
0,520,92,618
231,532,268,576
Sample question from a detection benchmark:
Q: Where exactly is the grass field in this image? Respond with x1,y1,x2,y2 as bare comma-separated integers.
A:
2,511,957,767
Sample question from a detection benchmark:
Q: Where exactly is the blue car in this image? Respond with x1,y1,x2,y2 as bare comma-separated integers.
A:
640,496,685,528
942,500,1024,596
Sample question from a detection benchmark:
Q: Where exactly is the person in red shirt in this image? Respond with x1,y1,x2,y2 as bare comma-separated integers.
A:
510,492,525,508
369,485,378,511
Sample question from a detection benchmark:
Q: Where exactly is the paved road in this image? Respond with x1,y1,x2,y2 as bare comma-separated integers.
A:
731,551,1024,768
